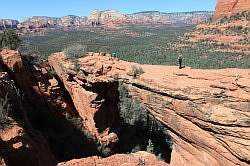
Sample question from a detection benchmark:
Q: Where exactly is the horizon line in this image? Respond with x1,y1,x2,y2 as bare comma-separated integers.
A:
1,10,215,21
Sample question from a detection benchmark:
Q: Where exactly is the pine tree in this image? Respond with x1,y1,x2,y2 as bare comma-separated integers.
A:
0,29,21,50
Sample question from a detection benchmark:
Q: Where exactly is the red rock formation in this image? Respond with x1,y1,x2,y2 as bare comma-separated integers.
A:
0,122,52,166
57,151,168,166
48,52,120,147
0,70,55,166
49,53,250,166
213,0,250,20
186,0,250,55
0,49,37,97
0,49,73,114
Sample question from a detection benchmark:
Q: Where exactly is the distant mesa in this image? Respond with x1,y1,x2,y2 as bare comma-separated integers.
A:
0,19,19,30
0,10,213,35
88,9,126,21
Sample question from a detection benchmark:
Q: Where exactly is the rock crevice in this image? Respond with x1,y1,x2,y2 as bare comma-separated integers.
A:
48,52,250,166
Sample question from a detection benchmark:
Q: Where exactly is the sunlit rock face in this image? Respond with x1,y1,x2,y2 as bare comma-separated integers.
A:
88,10,126,21
49,52,250,166
213,0,250,20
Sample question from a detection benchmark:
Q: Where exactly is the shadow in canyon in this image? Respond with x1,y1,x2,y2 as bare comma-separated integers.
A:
22,59,100,162
117,82,173,163
0,57,100,164
1,55,173,164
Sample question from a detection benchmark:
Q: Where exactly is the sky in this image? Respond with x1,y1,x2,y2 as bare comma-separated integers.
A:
0,0,216,21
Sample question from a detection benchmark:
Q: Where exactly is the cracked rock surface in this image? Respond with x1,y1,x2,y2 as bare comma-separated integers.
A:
49,52,250,166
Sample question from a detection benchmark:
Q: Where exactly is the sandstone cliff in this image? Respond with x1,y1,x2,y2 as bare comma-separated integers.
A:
0,70,55,166
48,52,120,147
49,52,250,166
0,49,80,164
1,48,250,165
1,49,170,165
213,0,250,20
0,49,73,116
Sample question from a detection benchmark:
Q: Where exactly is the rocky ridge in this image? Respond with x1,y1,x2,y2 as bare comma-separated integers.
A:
0,49,169,166
48,52,250,166
0,10,213,35
89,10,213,26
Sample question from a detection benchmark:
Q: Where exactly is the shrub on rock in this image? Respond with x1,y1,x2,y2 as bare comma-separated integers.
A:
127,65,145,78
63,44,87,59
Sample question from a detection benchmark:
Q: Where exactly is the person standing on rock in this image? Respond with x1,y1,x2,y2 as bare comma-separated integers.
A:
112,52,116,58
178,54,183,69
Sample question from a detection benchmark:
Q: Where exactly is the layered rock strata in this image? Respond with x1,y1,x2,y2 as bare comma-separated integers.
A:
48,52,120,147
0,49,73,115
49,52,250,166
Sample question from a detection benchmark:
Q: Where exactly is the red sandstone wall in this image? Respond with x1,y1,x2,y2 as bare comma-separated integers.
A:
213,0,250,20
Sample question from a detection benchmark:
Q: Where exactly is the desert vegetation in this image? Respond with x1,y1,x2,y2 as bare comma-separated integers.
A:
218,11,250,23
21,25,250,69
118,82,173,162
127,65,144,78
0,73,24,130
0,94,11,129
0,29,21,50
63,44,87,59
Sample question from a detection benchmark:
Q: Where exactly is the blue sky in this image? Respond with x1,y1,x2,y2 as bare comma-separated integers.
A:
0,0,216,21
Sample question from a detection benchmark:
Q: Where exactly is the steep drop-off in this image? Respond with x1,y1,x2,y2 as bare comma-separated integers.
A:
1,48,250,166
0,69,55,166
49,52,250,166
1,49,169,165
0,49,98,163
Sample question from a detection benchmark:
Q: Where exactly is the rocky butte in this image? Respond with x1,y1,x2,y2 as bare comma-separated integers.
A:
185,0,250,55
48,52,250,166
213,0,250,20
